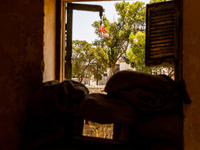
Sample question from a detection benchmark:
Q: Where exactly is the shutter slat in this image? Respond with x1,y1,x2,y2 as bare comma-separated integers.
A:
150,24,175,31
151,14,175,21
151,23,175,30
145,1,177,66
150,54,173,59
151,9,175,16
150,28,174,34
151,43,174,48
151,20,174,26
151,50,174,54
150,39,174,45
150,35,174,41
150,46,174,51
150,32,174,38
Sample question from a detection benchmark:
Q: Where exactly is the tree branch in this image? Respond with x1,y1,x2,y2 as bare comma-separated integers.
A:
114,40,129,65
80,59,95,82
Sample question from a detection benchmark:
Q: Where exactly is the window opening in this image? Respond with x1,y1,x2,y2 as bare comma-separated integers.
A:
65,2,114,140
63,0,177,142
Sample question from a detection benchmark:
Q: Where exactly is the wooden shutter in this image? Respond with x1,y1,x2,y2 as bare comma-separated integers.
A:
145,1,178,66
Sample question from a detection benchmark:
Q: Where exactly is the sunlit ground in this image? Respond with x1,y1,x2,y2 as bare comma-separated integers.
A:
82,120,114,139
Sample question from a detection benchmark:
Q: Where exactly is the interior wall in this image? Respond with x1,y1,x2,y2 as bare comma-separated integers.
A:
0,0,44,149
183,0,200,149
43,0,56,82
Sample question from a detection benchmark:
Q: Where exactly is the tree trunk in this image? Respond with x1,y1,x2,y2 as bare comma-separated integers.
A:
107,66,115,81
80,71,84,83
96,80,98,85
80,64,89,83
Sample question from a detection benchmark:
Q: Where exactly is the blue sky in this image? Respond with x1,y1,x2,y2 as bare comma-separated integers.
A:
72,0,150,43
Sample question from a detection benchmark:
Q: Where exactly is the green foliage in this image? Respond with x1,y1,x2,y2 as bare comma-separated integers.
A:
125,0,167,73
88,46,108,81
150,0,166,3
72,40,94,78
126,31,151,73
72,40,108,82
72,0,169,81
92,0,146,78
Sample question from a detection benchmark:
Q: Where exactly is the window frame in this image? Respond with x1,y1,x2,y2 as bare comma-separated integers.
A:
57,0,183,82
57,0,119,142
56,0,104,81
55,0,183,144
55,0,65,81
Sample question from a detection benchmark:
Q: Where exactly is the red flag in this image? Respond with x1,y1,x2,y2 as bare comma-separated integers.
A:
99,25,109,37
99,25,107,34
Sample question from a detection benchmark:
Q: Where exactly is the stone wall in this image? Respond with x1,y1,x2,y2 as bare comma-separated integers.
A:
0,1,44,149
183,0,200,149
1,0,200,149
43,0,56,82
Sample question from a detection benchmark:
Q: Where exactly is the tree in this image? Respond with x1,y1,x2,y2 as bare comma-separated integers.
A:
72,40,95,82
92,0,146,79
88,46,108,84
72,40,108,83
126,0,167,73
150,0,166,3
126,31,151,73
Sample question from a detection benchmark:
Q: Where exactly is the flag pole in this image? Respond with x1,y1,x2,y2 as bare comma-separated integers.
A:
100,15,103,47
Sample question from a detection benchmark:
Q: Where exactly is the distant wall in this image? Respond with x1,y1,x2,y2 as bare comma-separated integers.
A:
0,0,44,149
43,0,56,82
183,0,200,149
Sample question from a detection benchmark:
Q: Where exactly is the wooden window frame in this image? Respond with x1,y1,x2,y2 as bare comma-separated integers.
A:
55,0,183,146
56,0,183,81
56,1,104,81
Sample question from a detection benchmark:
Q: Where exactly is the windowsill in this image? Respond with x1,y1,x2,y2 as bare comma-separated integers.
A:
73,135,128,145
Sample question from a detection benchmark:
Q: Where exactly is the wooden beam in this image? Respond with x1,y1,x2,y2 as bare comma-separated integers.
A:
70,3,104,16
174,0,182,81
66,3,73,79
56,0,61,80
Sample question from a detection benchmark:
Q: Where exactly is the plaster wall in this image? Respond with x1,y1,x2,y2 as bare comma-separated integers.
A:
0,0,44,149
183,0,200,149
43,0,56,82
